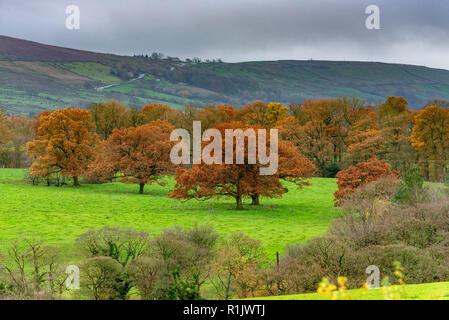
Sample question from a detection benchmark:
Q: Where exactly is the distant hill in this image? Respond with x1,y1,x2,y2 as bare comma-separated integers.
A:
1,35,449,114
0,35,106,62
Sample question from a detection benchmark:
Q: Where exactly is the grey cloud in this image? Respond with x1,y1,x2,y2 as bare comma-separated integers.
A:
0,0,448,69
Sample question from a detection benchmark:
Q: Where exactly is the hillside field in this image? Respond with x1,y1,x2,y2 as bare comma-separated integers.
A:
3,36,449,114
0,169,338,258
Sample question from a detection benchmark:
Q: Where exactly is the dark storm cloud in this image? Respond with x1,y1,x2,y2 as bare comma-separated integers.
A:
1,0,449,69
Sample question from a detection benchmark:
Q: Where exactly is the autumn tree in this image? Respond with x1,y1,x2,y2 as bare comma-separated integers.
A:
0,110,12,167
333,157,398,206
90,120,175,194
169,122,282,209
194,104,238,130
264,102,288,128
278,98,383,175
89,99,129,140
0,113,36,168
27,108,98,186
169,122,314,209
127,107,145,127
248,140,316,205
375,96,414,173
238,101,269,127
424,99,449,108
0,110,10,143
238,101,288,129
275,113,333,176
346,109,381,161
282,99,346,174
410,105,449,181
141,104,182,127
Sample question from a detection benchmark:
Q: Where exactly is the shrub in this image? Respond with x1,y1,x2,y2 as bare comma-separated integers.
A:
340,176,399,216
393,165,425,204
211,233,266,299
334,157,398,206
0,240,67,300
75,226,150,267
76,226,151,299
263,195,449,295
323,163,340,178
126,256,162,300
81,256,123,300
151,224,218,300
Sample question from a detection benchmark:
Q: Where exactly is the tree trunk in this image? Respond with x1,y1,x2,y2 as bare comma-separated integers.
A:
251,195,260,205
235,196,243,210
73,176,80,187
139,182,145,194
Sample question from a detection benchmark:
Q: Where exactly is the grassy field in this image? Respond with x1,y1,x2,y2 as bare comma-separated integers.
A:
0,169,338,258
250,282,449,300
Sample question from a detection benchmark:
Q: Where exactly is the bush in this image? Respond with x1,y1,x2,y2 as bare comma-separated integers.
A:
75,226,150,267
81,256,123,300
393,165,425,204
126,256,162,300
323,163,340,178
263,195,449,296
76,226,151,299
334,157,398,206
151,224,218,300
211,233,266,299
0,240,67,300
340,176,399,216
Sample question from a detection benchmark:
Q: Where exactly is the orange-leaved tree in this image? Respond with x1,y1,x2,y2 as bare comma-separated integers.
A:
248,140,316,205
89,120,176,194
0,110,10,145
89,99,130,140
27,107,98,186
169,122,315,209
333,157,398,206
410,105,449,181
141,103,182,127
275,114,333,176
238,101,269,128
0,110,12,167
0,114,35,168
375,96,414,173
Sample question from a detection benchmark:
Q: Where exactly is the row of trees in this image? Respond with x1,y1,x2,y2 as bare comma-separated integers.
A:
87,97,449,180
4,95,447,205
0,110,35,168
26,105,316,209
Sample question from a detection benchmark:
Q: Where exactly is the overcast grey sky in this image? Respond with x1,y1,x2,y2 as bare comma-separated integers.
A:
1,0,449,69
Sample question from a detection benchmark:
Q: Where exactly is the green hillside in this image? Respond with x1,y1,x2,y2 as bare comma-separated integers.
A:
2,35,449,114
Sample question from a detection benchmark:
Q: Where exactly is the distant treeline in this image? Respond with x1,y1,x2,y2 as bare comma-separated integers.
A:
1,96,449,182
